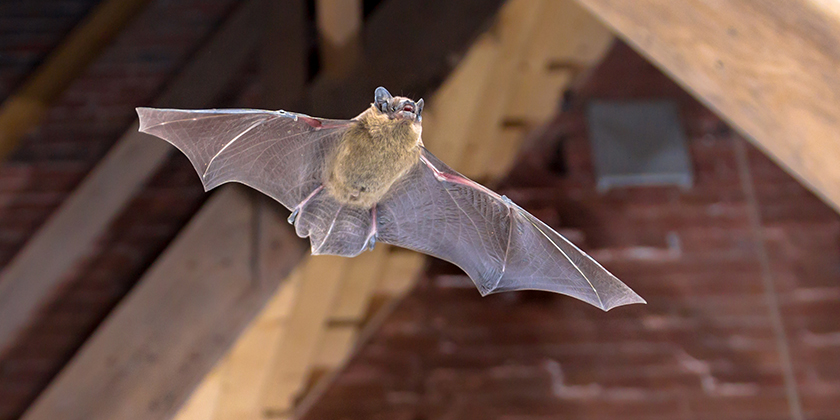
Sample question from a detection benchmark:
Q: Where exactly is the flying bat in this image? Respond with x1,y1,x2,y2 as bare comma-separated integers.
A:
136,87,644,311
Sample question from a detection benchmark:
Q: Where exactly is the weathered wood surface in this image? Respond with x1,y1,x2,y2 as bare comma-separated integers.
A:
575,0,840,212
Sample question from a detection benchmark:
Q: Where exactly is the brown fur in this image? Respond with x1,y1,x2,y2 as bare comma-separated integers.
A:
325,103,422,207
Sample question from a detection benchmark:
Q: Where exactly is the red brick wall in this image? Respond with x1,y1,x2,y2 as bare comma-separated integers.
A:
0,1,243,419
302,43,840,420
0,0,101,100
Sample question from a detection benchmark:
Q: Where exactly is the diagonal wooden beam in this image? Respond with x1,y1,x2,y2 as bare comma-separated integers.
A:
0,0,264,360
574,0,840,213
0,0,152,160
21,186,306,420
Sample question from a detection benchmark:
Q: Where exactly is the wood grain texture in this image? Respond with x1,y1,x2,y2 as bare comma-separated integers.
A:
574,0,840,212
21,186,306,420
0,0,263,360
260,256,349,415
423,0,612,180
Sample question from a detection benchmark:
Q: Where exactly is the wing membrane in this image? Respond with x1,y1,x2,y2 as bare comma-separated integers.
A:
377,148,644,311
136,107,351,211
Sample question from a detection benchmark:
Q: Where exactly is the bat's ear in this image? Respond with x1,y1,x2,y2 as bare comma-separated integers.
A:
374,86,392,112
416,98,424,115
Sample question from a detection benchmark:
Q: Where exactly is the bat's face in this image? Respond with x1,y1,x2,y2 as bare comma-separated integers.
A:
373,86,424,123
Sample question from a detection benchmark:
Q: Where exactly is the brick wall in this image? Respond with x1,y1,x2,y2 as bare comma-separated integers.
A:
0,1,243,418
0,0,101,99
301,43,840,420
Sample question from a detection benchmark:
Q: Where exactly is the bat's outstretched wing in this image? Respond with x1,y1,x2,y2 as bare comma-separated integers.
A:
136,107,351,212
377,148,644,311
137,107,375,257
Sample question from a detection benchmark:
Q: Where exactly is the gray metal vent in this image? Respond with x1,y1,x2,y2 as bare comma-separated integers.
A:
586,101,693,191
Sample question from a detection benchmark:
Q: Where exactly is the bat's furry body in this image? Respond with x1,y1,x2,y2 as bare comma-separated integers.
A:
327,104,421,208
136,87,645,311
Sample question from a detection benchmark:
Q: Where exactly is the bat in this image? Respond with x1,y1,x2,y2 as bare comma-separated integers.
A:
136,87,644,311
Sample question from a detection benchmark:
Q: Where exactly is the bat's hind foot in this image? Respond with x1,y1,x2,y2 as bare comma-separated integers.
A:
287,185,324,226
363,205,378,252
287,208,299,225
365,235,376,251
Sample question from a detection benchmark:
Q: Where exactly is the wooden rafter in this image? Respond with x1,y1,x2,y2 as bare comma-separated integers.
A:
425,0,613,181
574,0,840,213
0,0,152,160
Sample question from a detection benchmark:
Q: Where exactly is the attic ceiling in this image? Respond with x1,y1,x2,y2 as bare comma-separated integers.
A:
0,1,839,420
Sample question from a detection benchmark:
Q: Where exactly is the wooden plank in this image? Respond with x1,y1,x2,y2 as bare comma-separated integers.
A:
483,0,614,179
0,0,264,360
261,256,349,416
375,249,426,297
292,250,426,419
421,35,500,165
316,0,362,78
309,246,389,369
574,0,840,213
211,267,304,420
458,0,547,177
312,326,358,368
329,245,388,322
172,367,223,420
21,186,306,420
0,0,151,160
504,0,613,124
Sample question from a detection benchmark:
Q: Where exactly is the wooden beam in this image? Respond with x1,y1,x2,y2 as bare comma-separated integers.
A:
482,0,613,179
260,256,349,417
0,0,264,360
170,246,424,420
0,0,151,160
21,186,306,420
212,267,304,420
457,0,548,177
574,0,840,213
316,0,363,78
423,0,613,181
